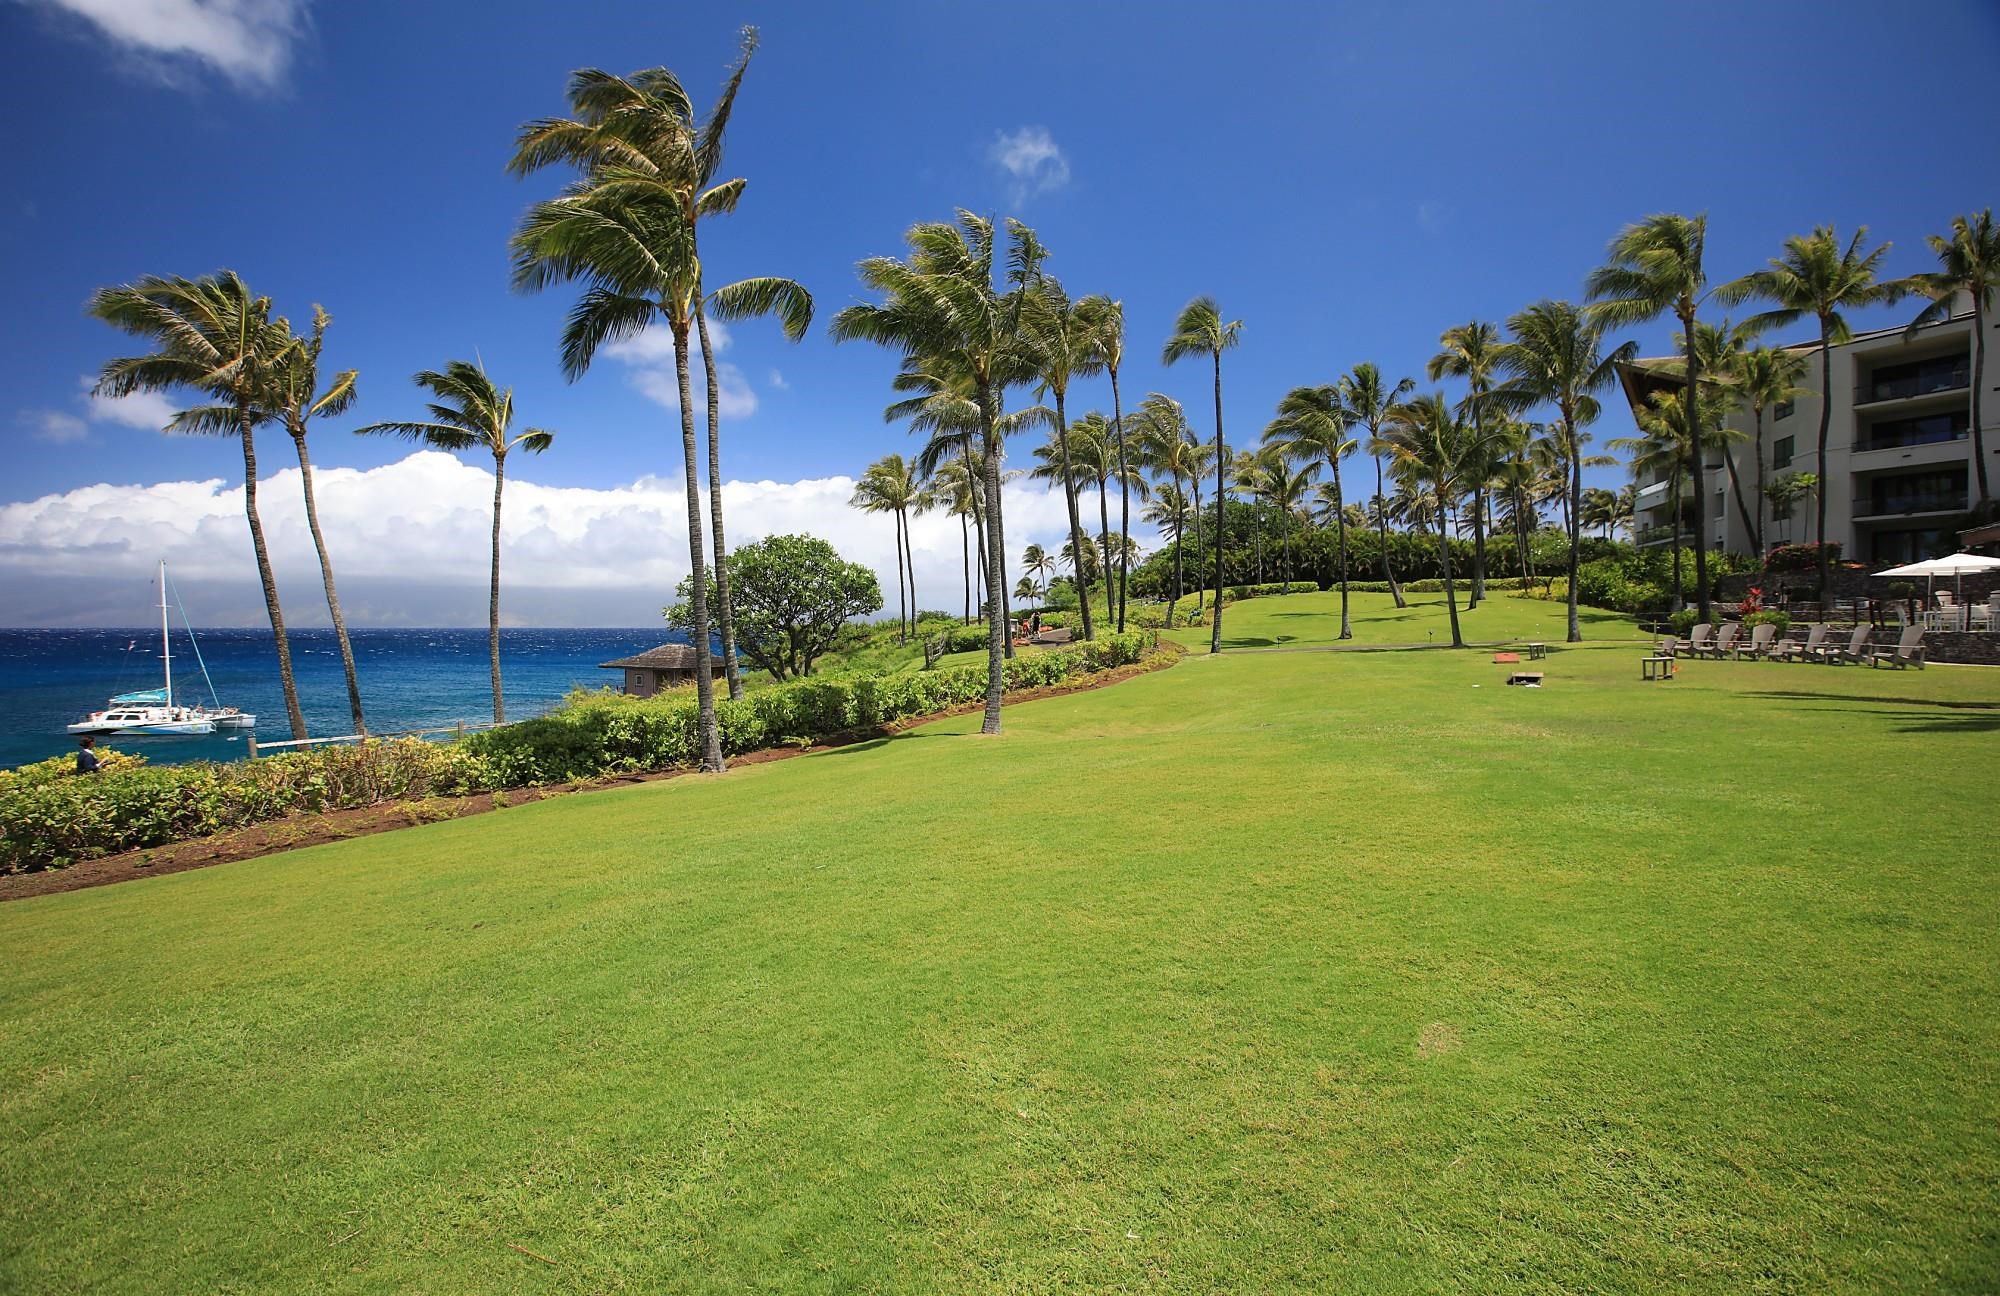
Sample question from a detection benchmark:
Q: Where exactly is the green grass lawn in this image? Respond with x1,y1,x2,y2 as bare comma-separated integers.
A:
1165,587,1638,651
3,602,1997,1292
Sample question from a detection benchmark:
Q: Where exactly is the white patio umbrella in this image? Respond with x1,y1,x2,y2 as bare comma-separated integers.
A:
1874,552,2000,617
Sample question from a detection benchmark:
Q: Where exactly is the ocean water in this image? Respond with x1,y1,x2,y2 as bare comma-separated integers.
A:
0,627,677,770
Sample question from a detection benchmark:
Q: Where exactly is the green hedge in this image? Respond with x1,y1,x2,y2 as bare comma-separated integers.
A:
0,631,1158,874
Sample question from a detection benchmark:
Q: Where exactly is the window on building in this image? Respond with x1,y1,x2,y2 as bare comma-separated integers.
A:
1864,466,1968,516
1774,399,1795,420
1861,352,1970,403
1870,528,1948,564
1772,435,1794,469
1860,409,1970,452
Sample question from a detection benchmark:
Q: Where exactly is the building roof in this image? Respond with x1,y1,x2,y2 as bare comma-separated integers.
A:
599,643,704,671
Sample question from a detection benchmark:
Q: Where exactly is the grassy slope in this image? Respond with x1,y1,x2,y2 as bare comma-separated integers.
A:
1166,587,1637,651
3,603,1996,1293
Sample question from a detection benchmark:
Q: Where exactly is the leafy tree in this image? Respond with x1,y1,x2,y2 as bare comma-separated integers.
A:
1720,225,1907,597
666,534,880,680
1162,296,1242,654
1905,210,1998,511
355,360,553,725
268,307,365,734
88,271,309,739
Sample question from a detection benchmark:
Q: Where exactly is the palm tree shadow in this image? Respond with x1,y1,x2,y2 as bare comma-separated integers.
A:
1750,689,2000,735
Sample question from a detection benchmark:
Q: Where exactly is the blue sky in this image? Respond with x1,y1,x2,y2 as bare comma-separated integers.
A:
2,0,1997,625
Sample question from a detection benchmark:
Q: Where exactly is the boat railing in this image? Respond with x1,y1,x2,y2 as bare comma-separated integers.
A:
245,720,501,759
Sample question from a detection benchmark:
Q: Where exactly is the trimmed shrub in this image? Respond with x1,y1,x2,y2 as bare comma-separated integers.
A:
1741,609,1792,635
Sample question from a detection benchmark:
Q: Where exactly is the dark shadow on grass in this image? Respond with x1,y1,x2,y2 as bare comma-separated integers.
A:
1751,690,1999,711
1749,690,2000,734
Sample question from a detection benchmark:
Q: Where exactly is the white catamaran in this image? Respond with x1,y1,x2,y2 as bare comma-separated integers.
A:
68,562,257,738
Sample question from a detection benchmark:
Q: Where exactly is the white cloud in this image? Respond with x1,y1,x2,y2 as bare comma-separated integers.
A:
80,376,180,430
21,410,89,444
767,369,789,391
604,321,757,419
0,451,1137,626
989,126,1070,204
28,0,308,88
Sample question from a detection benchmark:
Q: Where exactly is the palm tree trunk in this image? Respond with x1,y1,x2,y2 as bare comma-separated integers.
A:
960,510,971,624
1723,445,1758,551
1814,322,1834,598
1437,495,1462,648
891,509,908,639
1096,474,1113,629
1752,407,1767,554
671,322,724,772
290,431,365,734
1332,456,1352,639
1110,367,1131,632
975,384,1007,734
1210,350,1226,655
694,299,744,701
1191,479,1205,612
1051,391,1094,641
1972,296,1991,508
901,505,918,632
1170,470,1185,621
1669,470,1684,613
1373,451,1405,608
1565,414,1583,643
1469,483,1488,609
488,453,506,725
239,407,306,740
1685,325,1712,623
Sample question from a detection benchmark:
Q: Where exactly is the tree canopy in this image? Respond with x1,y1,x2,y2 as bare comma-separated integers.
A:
667,534,882,680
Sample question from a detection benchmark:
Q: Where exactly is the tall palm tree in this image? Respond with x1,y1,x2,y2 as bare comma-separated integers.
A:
1338,363,1416,608
1905,210,1998,511
1065,412,1125,626
1261,457,1317,583
1720,224,1906,598
1162,296,1242,654
508,41,813,704
1021,543,1057,605
1496,301,1636,642
268,307,365,734
1084,297,1135,630
924,453,982,622
1732,345,1811,554
1490,423,1540,588
1383,394,1482,647
852,454,923,640
1426,321,1502,608
88,271,309,740
1585,213,1726,620
355,360,552,725
1265,384,1358,637
1136,393,1203,616
1022,277,1102,640
830,212,1043,735
1140,486,1192,615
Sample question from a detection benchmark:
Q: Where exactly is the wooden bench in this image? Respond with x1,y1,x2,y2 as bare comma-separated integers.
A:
1526,642,1548,660
1641,655,1675,681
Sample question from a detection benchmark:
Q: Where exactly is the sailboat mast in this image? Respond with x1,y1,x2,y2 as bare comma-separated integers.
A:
160,559,173,708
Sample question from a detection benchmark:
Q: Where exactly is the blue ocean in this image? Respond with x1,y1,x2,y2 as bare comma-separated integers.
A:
0,627,676,770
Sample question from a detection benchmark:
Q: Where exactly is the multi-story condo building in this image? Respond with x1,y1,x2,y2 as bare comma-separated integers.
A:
1616,294,1994,565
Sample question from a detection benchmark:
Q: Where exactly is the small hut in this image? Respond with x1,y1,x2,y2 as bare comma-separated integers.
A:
599,644,726,697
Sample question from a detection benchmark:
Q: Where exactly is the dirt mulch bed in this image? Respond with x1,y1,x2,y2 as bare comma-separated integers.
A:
1,644,1183,904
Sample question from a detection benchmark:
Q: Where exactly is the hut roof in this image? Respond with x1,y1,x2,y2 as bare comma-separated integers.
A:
599,643,703,671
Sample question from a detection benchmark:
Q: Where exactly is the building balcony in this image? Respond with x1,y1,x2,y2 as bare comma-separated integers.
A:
1853,368,1969,407
1851,495,1968,520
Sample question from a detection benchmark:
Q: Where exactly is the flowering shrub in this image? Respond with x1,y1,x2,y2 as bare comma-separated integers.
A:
1765,542,1841,574
1739,586,1765,615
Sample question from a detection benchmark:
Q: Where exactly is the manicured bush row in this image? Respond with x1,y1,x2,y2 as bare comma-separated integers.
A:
0,631,1158,874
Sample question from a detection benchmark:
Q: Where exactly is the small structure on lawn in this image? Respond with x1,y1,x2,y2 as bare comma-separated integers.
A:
599,643,726,697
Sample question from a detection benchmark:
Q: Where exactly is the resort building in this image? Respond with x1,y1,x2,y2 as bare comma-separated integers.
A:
1616,294,1994,564
599,643,727,697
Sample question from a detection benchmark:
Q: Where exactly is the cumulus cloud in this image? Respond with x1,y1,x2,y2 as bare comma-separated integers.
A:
27,0,309,88
989,126,1070,204
767,369,789,391
21,410,89,444
604,320,758,419
81,377,180,430
0,451,1134,626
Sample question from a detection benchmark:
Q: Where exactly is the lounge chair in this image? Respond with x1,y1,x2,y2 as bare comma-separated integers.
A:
1866,625,1925,670
1692,623,1739,660
1768,624,1827,662
1673,623,1713,657
1816,624,1871,665
1733,623,1778,660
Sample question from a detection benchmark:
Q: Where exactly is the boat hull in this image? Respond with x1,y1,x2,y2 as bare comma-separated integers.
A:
66,718,216,736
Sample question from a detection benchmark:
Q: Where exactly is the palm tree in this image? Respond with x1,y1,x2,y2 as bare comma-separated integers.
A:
88,271,309,740
852,454,923,640
1905,210,1998,511
1140,485,1193,617
1021,543,1057,605
1383,394,1483,647
268,307,365,734
1720,225,1907,597
830,213,1043,735
1136,393,1202,616
1491,426,1541,588
1022,277,1103,640
355,360,552,725
1496,301,1635,642
509,41,813,704
1261,457,1317,583
1085,297,1135,630
1067,412,1129,627
1585,213,1729,620
1338,364,1416,608
1162,297,1242,654
1426,321,1502,607
1581,487,1619,540
1265,384,1357,637
1610,483,1637,540
925,453,982,623
1732,344,1811,554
